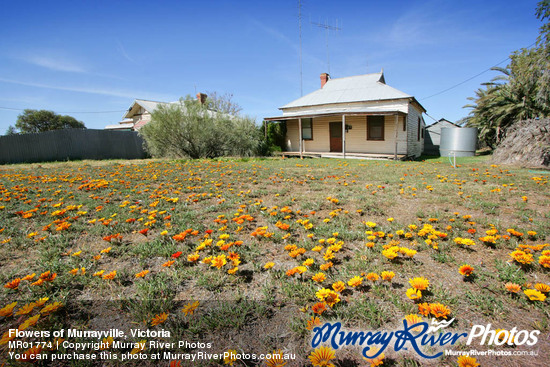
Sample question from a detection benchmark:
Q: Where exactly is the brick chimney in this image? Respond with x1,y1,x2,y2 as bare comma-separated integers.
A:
320,73,330,88
196,93,207,104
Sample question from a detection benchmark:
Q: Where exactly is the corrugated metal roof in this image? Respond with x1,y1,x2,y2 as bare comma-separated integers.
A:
281,72,412,109
124,99,179,119
104,123,134,130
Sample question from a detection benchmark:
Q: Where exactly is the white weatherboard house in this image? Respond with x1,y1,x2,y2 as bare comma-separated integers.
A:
265,72,427,159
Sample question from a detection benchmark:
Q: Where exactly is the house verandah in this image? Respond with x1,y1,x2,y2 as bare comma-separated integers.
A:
265,112,409,160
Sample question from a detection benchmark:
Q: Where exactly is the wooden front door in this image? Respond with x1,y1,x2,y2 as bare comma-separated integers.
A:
329,122,342,152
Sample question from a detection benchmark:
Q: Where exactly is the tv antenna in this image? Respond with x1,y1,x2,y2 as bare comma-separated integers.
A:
298,0,303,96
311,19,341,74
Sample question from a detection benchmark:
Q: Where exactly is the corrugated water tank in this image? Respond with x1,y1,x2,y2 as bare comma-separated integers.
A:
439,127,478,157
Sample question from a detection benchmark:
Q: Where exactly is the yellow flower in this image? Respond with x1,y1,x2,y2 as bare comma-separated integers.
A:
404,314,424,332
308,346,336,367
15,303,36,316
406,288,422,300
18,314,40,331
130,340,147,354
430,302,451,319
366,273,379,282
524,289,546,301
409,277,429,291
135,270,149,278
263,262,275,270
224,349,238,365
457,355,480,367
102,270,117,280
347,276,363,288
363,345,385,367
264,350,287,367
534,283,550,293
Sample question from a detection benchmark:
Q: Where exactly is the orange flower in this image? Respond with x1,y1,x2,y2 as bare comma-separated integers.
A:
16,346,43,363
102,271,117,280
535,283,550,293
181,301,200,316
265,350,288,367
4,278,21,290
430,302,451,319
0,302,18,317
381,271,395,282
332,281,345,293
366,273,379,282
308,346,336,367
151,312,168,326
404,314,424,332
162,260,175,267
135,270,149,278
418,302,431,317
505,282,522,293
306,316,322,331
311,302,327,315
458,264,474,277
312,273,326,283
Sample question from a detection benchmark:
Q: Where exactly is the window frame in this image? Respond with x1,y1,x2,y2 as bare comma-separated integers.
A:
301,118,313,141
366,115,385,141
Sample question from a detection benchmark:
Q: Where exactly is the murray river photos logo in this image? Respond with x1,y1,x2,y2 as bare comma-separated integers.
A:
311,319,540,359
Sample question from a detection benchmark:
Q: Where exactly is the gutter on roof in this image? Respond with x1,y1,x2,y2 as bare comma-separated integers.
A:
265,111,406,121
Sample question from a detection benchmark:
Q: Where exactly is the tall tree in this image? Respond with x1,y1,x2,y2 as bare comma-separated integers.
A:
15,109,85,134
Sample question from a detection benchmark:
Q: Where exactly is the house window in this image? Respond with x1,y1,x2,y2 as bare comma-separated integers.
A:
417,117,421,141
301,118,313,140
367,116,385,141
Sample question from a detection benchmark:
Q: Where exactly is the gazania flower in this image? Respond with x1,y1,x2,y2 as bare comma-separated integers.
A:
406,288,422,300
363,346,384,367
40,301,62,315
0,302,17,317
151,312,168,326
319,262,333,271
539,255,550,268
15,303,35,316
211,255,227,269
130,340,147,354
404,314,424,332
163,260,176,267
366,272,379,282
18,314,40,331
458,264,474,277
224,349,238,365
4,278,21,290
102,271,116,280
264,262,275,270
429,302,451,319
181,301,199,316
348,276,363,288
332,281,345,293
535,283,550,293
264,349,288,367
171,251,183,259
308,346,336,367
457,355,480,367
409,277,429,291
306,316,322,331
312,273,326,283
311,302,327,315
303,258,315,267
187,252,200,262
524,289,546,301
381,271,395,282
135,270,149,278
505,282,522,293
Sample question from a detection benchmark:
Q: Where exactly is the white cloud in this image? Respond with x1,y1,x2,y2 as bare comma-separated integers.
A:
21,54,88,73
0,77,174,101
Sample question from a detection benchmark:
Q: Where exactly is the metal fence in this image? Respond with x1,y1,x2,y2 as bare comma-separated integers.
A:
0,129,147,164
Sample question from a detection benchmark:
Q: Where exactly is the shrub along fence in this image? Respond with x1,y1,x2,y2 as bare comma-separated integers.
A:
0,129,147,164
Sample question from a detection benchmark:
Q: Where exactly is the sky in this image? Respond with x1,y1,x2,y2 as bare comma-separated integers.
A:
0,0,543,133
